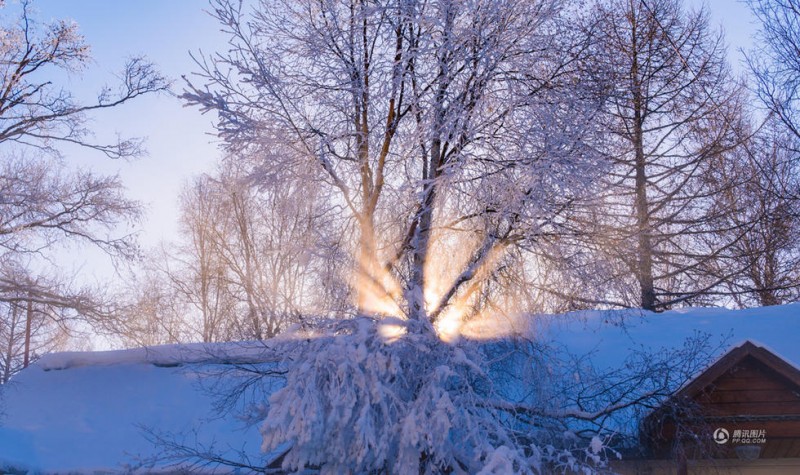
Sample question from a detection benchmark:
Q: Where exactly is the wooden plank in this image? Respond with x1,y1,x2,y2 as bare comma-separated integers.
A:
788,438,800,458
758,437,800,458
719,358,800,387
775,437,795,458
723,365,769,379
705,376,790,392
759,437,779,458
702,388,800,404
701,401,800,416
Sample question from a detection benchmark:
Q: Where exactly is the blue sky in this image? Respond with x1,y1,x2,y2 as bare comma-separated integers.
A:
688,0,759,68
31,0,225,249
20,0,759,277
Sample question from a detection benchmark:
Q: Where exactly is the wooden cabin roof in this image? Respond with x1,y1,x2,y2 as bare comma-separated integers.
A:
676,341,800,401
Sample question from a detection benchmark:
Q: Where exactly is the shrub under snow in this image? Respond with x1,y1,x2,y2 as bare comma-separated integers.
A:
260,317,604,474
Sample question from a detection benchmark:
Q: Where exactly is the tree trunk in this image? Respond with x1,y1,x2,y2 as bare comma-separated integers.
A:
634,119,656,310
630,11,656,311
408,172,438,321
2,305,18,383
23,297,32,368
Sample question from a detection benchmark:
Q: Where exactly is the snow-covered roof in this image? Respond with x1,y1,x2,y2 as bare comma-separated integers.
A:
0,341,277,473
35,339,277,370
536,303,800,372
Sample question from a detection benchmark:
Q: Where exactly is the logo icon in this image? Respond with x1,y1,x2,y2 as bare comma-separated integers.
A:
713,428,730,444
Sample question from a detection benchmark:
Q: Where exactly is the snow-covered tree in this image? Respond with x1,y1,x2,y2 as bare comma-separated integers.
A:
0,0,167,378
185,0,602,328
0,155,141,379
181,0,619,471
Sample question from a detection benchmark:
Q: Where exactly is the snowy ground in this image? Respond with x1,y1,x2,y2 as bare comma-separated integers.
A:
0,304,797,472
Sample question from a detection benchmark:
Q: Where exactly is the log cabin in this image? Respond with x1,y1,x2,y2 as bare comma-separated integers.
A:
615,341,800,474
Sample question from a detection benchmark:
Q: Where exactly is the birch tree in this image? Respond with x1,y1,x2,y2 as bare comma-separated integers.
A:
152,160,345,343
118,268,192,347
168,177,238,342
203,166,334,338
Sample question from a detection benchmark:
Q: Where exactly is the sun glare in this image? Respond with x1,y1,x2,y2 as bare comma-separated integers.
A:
378,319,408,342
355,224,524,342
